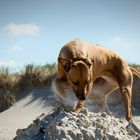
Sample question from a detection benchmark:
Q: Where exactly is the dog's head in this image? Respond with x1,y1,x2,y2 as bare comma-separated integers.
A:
58,57,93,101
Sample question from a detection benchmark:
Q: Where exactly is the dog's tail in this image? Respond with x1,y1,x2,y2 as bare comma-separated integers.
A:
130,66,140,78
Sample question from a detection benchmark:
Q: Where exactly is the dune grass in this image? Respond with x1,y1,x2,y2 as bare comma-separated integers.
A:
0,63,140,112
17,63,57,90
129,64,140,71
0,63,57,112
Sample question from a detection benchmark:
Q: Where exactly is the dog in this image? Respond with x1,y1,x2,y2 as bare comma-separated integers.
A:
54,39,140,122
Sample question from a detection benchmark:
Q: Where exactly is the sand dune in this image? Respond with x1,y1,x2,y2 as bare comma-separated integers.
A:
0,87,140,140
0,88,53,140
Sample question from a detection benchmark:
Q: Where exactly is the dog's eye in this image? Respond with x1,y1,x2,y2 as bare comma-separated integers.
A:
72,81,79,86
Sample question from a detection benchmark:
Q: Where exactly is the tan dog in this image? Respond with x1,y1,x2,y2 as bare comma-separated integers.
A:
54,39,140,122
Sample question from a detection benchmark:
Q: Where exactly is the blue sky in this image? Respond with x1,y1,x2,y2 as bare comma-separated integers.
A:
0,0,140,72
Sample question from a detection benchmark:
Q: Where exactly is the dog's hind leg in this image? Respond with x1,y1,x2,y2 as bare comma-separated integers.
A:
120,86,133,121
116,67,133,121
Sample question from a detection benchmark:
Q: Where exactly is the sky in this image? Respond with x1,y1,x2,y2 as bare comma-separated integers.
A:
0,0,140,72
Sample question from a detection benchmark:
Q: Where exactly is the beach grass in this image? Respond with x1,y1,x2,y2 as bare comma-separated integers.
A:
0,63,57,112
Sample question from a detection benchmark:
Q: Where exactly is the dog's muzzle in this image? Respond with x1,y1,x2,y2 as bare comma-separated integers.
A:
77,94,86,100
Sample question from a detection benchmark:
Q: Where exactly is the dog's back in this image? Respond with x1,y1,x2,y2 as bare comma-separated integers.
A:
59,39,91,59
58,39,127,80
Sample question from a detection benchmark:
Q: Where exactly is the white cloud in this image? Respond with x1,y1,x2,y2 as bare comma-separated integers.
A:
0,60,19,68
3,23,40,37
108,36,138,49
106,36,140,63
7,45,22,53
108,36,122,46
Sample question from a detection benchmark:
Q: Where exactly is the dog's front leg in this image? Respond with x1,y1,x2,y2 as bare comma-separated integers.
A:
74,100,85,113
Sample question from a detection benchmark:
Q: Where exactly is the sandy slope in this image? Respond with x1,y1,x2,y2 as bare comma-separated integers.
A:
0,87,140,140
0,88,53,140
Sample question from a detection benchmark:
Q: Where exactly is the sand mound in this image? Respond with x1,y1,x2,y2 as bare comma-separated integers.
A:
14,102,140,140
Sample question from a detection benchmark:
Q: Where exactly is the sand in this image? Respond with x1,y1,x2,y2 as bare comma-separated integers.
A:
0,88,53,140
0,87,140,140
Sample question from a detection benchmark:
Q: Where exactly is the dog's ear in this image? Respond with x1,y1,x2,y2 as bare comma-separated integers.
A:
58,57,73,72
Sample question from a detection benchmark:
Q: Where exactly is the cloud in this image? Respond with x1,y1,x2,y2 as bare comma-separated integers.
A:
107,36,135,48
108,36,139,49
108,36,122,46
2,23,40,37
0,60,19,68
106,36,140,63
7,45,22,53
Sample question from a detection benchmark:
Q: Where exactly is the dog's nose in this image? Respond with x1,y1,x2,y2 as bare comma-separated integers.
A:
78,94,86,100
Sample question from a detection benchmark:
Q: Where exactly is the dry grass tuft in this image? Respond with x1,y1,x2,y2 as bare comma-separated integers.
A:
0,67,18,111
129,64,140,71
17,64,57,90
0,63,57,112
